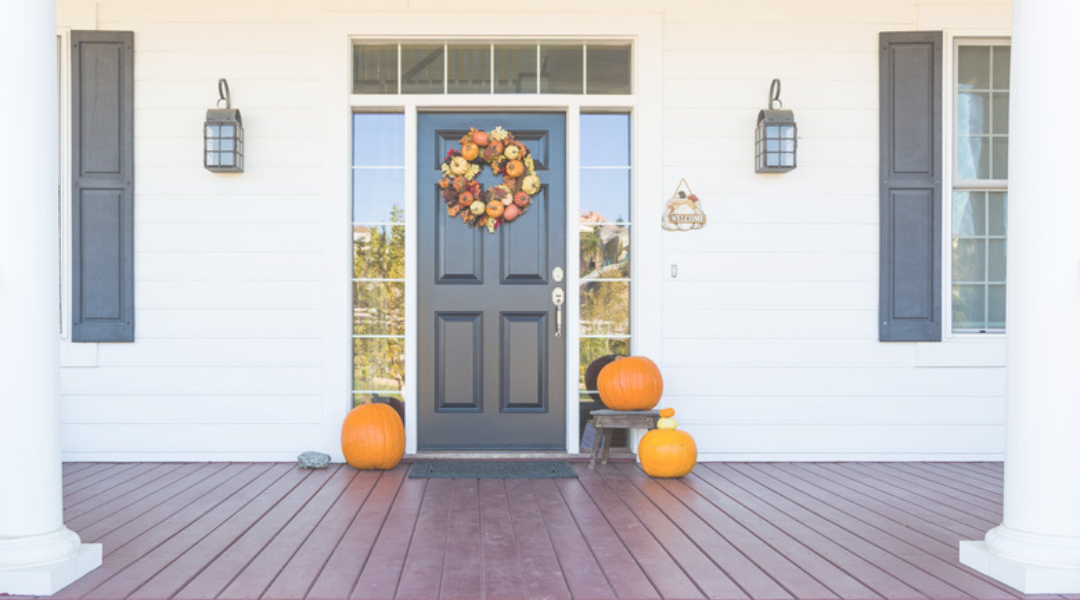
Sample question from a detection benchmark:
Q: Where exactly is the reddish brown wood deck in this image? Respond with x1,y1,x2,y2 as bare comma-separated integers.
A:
13,461,1065,600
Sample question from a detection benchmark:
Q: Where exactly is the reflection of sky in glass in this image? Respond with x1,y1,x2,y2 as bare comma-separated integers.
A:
581,114,629,166
353,169,404,222
353,114,405,166
580,170,630,222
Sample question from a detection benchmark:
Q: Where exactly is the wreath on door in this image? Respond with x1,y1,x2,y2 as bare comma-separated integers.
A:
439,126,541,233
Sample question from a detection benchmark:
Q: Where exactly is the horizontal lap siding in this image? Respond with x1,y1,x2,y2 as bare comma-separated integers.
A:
57,0,1012,460
658,1,1010,459
60,13,326,460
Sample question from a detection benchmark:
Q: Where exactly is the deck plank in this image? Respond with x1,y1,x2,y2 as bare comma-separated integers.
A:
504,479,574,600
479,479,529,600
571,465,705,599
51,463,270,600
305,467,407,600
44,461,1039,600
260,470,382,600
702,464,927,599
594,464,749,600
439,478,484,600
83,463,295,600
527,478,617,600
613,463,794,600
395,478,454,600
214,466,359,600
756,463,1020,599
349,475,427,600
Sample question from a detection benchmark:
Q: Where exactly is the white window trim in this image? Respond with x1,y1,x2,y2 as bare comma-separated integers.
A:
941,30,1011,341
322,13,663,458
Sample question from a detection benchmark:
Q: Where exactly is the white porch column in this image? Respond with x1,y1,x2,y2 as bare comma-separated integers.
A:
0,0,102,596
959,0,1080,593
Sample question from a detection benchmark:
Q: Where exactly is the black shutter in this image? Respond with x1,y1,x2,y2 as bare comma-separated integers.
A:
71,31,134,342
879,31,942,342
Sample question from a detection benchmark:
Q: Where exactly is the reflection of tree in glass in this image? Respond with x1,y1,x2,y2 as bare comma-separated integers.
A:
578,338,628,390
579,224,630,279
580,226,603,275
353,206,405,393
581,281,629,336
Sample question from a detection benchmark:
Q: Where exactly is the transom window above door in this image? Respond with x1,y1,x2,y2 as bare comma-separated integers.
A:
352,42,631,95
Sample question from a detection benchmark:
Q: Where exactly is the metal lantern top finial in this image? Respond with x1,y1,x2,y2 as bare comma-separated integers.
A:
768,78,782,110
217,78,232,109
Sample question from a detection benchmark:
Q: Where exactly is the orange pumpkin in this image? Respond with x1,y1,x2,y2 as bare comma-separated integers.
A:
638,409,697,478
486,200,504,219
461,142,480,161
458,191,474,207
513,191,531,207
473,130,490,146
505,159,525,178
341,403,405,470
597,356,663,411
502,203,521,222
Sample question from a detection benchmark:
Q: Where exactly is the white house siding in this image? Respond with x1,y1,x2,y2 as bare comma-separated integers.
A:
54,0,1012,461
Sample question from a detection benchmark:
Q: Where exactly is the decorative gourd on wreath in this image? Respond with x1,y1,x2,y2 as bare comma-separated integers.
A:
639,408,698,478
341,402,405,470
439,126,541,233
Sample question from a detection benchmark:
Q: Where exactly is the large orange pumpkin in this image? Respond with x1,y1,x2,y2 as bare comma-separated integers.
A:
597,356,664,411
341,403,405,470
638,408,697,478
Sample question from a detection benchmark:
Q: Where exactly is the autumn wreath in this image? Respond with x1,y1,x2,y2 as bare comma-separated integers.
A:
439,126,541,233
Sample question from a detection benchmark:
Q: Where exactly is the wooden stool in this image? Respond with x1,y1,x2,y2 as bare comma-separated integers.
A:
588,409,660,469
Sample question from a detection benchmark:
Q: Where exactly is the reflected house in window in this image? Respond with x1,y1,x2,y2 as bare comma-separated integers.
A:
579,212,630,278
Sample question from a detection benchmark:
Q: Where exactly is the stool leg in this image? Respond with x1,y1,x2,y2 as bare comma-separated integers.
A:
601,432,611,465
589,428,603,469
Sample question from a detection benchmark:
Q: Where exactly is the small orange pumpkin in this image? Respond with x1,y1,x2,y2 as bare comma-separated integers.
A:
513,191,531,207
473,130,490,146
341,403,405,470
638,409,697,478
505,159,525,178
461,142,480,161
597,356,664,411
458,191,474,207
502,203,521,222
486,200,505,219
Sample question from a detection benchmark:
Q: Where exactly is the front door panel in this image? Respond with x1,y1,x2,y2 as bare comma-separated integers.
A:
417,113,566,449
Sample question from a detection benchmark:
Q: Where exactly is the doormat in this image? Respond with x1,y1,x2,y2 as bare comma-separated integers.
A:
408,460,578,479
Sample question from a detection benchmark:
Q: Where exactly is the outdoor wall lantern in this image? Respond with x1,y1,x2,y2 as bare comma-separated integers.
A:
755,78,797,173
204,78,244,172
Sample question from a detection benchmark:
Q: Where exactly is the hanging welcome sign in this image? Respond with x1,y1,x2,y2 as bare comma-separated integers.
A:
662,178,706,231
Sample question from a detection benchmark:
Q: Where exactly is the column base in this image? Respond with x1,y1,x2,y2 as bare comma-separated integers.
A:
961,540,1080,594
0,543,102,596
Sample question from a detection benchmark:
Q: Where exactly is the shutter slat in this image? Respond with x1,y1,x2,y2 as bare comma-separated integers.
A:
879,31,942,342
71,31,134,342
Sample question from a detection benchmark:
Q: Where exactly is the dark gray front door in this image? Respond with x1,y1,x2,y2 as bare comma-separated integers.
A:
417,113,567,450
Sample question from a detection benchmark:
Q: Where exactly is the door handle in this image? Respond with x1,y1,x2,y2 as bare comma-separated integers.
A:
552,287,565,338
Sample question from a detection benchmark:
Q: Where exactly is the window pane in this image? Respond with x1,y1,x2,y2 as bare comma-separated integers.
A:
540,45,583,94
953,239,987,282
494,44,536,93
958,46,990,89
353,392,403,410
953,191,987,236
448,44,490,94
988,285,1006,329
579,337,629,389
580,169,630,222
353,44,398,94
353,222,405,279
353,169,405,223
957,92,989,135
957,137,989,180
988,192,1007,235
953,284,987,329
354,281,405,335
993,46,1011,88
580,281,630,335
353,337,405,391
580,224,630,279
988,239,1007,282
581,114,630,167
992,92,1009,134
587,44,631,94
353,113,405,166
992,138,1008,179
402,44,444,93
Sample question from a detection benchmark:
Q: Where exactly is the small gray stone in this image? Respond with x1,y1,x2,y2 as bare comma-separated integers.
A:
297,451,331,469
